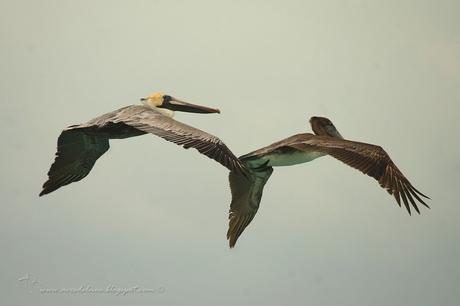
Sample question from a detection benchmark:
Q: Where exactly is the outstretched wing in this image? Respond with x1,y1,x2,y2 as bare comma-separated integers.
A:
40,106,145,196
227,166,273,248
119,107,247,176
40,128,110,196
294,136,430,214
41,105,246,196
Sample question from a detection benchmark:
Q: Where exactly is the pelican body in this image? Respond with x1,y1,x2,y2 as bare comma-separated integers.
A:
40,92,246,196
240,116,344,168
227,117,429,247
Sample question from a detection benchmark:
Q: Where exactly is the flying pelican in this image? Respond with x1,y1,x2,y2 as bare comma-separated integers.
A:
227,117,429,247
40,92,246,196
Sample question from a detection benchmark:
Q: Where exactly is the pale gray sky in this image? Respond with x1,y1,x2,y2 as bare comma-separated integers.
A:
1,0,459,305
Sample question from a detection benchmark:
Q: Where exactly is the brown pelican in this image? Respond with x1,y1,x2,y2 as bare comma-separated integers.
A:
40,92,246,196
227,117,429,247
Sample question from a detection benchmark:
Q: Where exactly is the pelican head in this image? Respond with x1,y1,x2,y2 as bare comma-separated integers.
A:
310,116,344,139
140,92,220,114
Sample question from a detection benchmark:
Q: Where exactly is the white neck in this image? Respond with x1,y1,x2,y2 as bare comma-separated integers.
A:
155,107,175,118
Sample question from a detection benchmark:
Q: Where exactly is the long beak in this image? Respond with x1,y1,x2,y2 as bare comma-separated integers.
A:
162,97,221,114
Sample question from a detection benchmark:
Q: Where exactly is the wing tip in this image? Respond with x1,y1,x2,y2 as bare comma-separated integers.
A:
226,226,238,248
39,186,53,197
228,239,237,248
39,183,51,197
227,230,240,248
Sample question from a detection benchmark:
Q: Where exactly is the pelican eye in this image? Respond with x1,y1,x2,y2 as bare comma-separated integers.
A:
163,95,172,103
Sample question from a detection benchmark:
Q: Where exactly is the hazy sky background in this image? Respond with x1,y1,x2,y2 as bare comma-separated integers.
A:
1,0,459,305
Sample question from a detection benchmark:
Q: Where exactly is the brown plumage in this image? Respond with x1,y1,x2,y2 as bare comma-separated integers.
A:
289,136,430,214
40,95,247,196
227,166,273,248
226,116,429,247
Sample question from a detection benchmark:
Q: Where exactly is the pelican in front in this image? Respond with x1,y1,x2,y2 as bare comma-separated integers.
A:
227,117,430,247
40,92,246,196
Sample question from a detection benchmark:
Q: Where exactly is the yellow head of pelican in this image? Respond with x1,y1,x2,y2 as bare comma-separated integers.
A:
310,116,343,139
140,92,220,114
